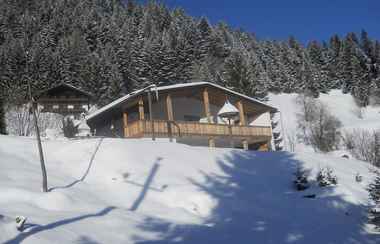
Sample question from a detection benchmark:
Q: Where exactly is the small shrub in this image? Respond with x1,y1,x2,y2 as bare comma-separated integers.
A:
62,117,77,138
293,167,310,191
316,167,338,187
342,129,380,167
355,173,363,183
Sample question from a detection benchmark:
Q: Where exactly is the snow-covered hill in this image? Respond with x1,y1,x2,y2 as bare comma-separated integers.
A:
269,90,380,152
1,135,380,244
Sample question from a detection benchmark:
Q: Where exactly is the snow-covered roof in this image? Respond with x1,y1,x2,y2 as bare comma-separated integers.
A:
36,83,93,99
218,100,240,118
87,82,277,121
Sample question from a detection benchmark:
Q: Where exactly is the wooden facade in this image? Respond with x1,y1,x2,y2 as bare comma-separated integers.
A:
36,83,92,116
125,119,272,142
87,82,276,150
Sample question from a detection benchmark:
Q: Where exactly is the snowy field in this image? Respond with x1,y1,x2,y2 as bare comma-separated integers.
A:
1,90,380,243
1,134,380,244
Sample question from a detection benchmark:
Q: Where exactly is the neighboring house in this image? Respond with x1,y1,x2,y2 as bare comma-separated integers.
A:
36,83,92,119
86,82,277,150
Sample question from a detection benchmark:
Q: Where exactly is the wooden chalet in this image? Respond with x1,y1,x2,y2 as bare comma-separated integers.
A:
86,82,277,150
36,83,92,117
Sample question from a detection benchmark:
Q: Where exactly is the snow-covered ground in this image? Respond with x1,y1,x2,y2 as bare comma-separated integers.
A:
1,134,380,243
1,90,380,243
269,90,380,152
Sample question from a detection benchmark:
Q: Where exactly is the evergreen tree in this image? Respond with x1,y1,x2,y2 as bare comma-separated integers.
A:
351,55,370,107
0,98,6,134
0,0,379,109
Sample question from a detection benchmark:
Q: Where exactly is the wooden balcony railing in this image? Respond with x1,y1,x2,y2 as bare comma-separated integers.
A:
125,119,272,139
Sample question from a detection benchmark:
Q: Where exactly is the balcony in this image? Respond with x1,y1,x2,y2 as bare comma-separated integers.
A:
125,119,272,143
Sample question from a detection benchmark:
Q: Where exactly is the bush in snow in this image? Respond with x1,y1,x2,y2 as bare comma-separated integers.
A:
342,129,380,167
355,173,363,183
62,117,77,138
296,94,342,152
293,167,310,191
316,167,338,187
5,103,64,137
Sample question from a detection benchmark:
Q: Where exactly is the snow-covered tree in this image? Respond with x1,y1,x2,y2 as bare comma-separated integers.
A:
0,99,6,134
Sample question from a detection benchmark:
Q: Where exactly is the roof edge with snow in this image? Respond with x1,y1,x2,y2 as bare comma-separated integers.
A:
87,82,277,122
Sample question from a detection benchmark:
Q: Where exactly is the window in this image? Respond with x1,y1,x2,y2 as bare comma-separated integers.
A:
67,105,74,110
53,105,59,110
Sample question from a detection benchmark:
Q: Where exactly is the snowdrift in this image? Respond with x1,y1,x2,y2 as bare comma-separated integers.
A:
1,135,379,243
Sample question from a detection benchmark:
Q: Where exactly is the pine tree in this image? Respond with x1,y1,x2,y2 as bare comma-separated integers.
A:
361,29,374,60
339,33,358,93
0,98,6,134
368,170,380,228
270,112,282,151
351,55,370,107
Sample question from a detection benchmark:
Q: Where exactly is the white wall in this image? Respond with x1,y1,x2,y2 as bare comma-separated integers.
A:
249,112,271,127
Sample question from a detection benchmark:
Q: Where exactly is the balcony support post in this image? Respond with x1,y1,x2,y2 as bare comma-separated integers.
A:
208,137,215,148
242,139,249,150
123,111,129,138
138,97,145,120
202,88,212,123
203,88,215,148
166,94,174,142
236,100,246,126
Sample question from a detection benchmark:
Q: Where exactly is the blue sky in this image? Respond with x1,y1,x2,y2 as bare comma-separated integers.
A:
144,0,380,44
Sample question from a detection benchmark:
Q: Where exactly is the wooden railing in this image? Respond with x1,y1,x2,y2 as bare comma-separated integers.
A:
125,120,272,139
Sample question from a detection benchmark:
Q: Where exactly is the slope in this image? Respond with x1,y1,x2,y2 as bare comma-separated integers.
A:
0,135,379,243
268,90,380,152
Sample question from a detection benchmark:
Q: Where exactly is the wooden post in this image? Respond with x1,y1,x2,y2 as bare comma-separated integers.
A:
166,94,174,142
202,88,212,123
138,97,145,120
123,111,128,138
147,91,155,141
166,94,174,121
236,100,246,126
208,137,215,148
242,139,249,150
203,88,215,147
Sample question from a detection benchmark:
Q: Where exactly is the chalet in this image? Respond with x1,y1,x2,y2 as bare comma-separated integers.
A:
86,82,277,150
36,83,92,118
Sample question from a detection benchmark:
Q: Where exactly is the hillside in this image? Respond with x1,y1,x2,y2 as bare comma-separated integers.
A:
1,135,380,244
1,0,380,110
269,89,380,152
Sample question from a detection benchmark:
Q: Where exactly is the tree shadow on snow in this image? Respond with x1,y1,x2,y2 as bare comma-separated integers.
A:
75,235,101,244
130,158,162,212
49,138,104,191
133,151,380,244
4,206,115,244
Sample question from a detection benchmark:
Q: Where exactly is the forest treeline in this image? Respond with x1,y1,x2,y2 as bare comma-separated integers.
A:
0,0,380,108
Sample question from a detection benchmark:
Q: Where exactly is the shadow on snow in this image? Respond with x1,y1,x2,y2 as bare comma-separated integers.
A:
4,206,115,244
133,151,380,244
49,138,104,191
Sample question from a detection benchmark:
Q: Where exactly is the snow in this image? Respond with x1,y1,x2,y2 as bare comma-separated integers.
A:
76,120,91,137
268,90,380,151
87,82,276,122
1,134,380,243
